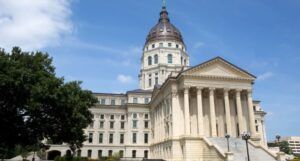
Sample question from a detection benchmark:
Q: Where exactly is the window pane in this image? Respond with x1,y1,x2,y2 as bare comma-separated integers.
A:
109,134,113,143
99,133,103,143
111,99,115,105
168,54,172,64
88,133,93,143
99,121,104,129
154,54,158,64
133,133,137,143
87,150,92,158
148,56,152,65
133,120,137,129
133,98,137,103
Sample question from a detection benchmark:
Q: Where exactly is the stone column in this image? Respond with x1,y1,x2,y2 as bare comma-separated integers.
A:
184,87,190,135
247,89,256,136
196,87,204,136
235,89,244,136
171,90,179,137
209,88,217,137
224,88,232,135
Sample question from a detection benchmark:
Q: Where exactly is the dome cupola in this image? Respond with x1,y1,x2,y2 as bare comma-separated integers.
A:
145,6,184,46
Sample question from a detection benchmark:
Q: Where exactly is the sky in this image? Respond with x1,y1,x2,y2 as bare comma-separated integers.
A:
0,0,299,141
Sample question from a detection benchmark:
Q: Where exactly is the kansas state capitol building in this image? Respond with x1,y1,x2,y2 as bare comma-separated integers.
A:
48,3,281,161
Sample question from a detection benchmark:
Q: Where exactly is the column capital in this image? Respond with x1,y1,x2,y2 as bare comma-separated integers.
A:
209,87,215,91
196,86,204,90
223,88,230,92
171,90,178,97
235,88,243,93
183,86,190,94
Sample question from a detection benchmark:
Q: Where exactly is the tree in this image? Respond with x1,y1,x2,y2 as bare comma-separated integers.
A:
277,141,292,155
0,47,98,158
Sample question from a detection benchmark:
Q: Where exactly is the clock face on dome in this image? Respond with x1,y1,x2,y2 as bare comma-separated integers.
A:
145,6,184,45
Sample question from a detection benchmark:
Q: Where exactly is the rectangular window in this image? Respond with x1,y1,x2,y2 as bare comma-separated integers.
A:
144,121,149,129
99,121,104,129
176,44,179,48
155,77,158,85
100,99,105,105
256,125,259,132
133,97,138,103
100,114,104,119
144,150,148,158
87,150,92,158
145,114,149,119
119,150,124,158
109,133,113,144
253,106,256,111
132,150,136,158
110,121,114,129
108,150,113,157
88,133,93,143
121,115,125,120
159,43,163,47
110,115,114,120
148,78,152,87
145,98,149,104
98,150,102,159
152,44,155,48
120,122,125,129
120,134,124,144
168,43,172,47
121,99,125,105
144,133,148,144
133,113,137,119
133,133,137,144
111,99,115,105
99,133,103,143
133,120,138,129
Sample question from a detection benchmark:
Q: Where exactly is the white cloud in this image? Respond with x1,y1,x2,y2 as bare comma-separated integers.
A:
257,72,274,81
193,41,205,49
0,0,73,50
117,74,133,84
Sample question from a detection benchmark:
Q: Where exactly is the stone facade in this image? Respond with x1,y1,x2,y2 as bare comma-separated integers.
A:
47,4,277,161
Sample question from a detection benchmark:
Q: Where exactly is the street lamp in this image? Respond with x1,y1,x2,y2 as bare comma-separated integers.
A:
242,132,251,161
276,135,281,143
225,134,230,152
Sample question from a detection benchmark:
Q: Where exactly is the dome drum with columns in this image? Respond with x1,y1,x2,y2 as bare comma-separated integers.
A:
46,2,279,161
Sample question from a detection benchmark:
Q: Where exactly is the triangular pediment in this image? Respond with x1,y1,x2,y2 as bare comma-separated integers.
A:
182,57,256,80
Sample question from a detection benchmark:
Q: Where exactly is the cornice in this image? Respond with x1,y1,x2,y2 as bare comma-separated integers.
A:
182,74,254,82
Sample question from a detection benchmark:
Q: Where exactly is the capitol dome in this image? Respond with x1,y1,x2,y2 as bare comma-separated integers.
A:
145,6,184,45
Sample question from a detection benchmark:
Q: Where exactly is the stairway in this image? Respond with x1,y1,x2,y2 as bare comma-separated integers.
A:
206,137,277,161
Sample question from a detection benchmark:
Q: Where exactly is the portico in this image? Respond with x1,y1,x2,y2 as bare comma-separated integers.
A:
181,86,256,138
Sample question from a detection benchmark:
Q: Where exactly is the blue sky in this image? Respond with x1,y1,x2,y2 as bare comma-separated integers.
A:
0,0,299,140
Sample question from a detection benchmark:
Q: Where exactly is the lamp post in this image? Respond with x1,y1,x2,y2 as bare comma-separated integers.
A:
225,134,230,152
276,135,281,143
242,132,251,161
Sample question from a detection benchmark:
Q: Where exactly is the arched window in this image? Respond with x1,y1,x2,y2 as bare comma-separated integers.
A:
154,54,158,64
167,54,172,64
148,56,152,65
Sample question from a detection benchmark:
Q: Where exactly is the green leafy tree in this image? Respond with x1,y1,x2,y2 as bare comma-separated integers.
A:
0,47,98,158
279,141,293,155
